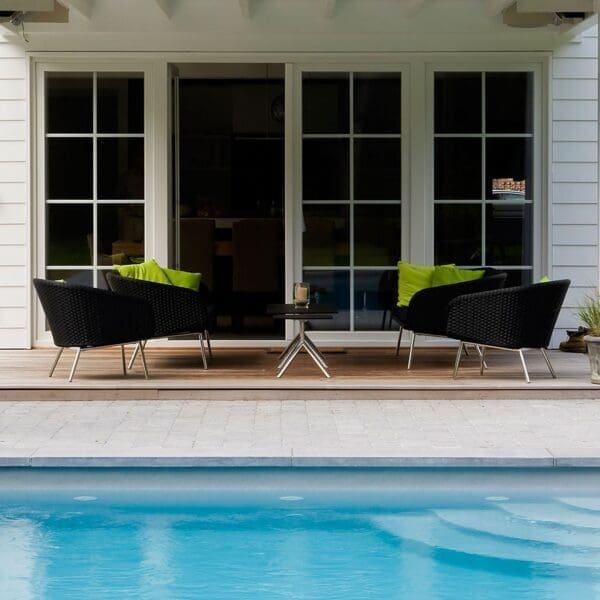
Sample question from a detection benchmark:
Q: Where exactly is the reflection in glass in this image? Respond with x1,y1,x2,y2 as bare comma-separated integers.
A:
302,73,349,134
45,269,93,287
485,203,532,266
97,74,144,133
354,139,401,200
354,204,401,266
354,270,396,331
435,204,482,265
47,204,93,266
303,204,349,267
504,269,533,287
98,138,144,199
486,72,534,134
303,139,349,200
434,138,481,200
47,138,92,200
98,205,145,266
354,74,401,134
302,270,350,330
486,138,532,200
435,72,482,134
46,73,93,134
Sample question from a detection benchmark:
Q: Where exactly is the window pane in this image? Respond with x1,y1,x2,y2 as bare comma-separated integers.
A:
46,269,93,287
354,204,401,266
434,138,481,200
302,270,350,330
302,73,349,134
303,204,349,267
485,203,532,266
97,74,144,133
354,270,396,331
435,72,482,134
354,74,401,134
486,138,533,201
46,73,92,134
47,138,92,200
435,204,482,265
354,139,401,200
486,72,534,134
47,204,92,266
303,139,349,200
504,269,533,287
98,138,144,199
98,204,145,266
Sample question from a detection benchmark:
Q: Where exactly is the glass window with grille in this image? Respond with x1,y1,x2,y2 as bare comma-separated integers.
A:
44,72,145,289
433,71,534,287
302,71,403,331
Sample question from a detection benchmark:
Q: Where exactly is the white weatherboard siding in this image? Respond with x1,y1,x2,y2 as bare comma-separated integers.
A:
0,35,28,349
552,27,599,348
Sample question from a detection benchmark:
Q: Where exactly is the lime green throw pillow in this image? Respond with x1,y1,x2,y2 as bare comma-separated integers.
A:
397,262,435,307
431,265,485,287
539,275,551,283
115,258,171,285
163,267,202,292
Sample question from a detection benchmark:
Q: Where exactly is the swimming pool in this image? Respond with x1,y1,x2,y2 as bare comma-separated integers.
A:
2,468,600,599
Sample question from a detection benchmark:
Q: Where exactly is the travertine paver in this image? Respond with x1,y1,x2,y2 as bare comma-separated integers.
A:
0,399,599,466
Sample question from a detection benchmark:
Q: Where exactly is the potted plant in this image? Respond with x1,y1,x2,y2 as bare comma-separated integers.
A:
578,292,600,384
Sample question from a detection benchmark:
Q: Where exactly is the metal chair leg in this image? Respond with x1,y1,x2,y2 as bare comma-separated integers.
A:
128,341,141,370
49,347,64,377
479,346,486,376
68,348,82,383
120,345,127,377
199,333,208,370
138,341,149,379
453,342,463,379
204,330,213,359
474,345,488,369
407,331,416,369
541,347,557,379
463,344,470,357
395,326,403,356
518,349,530,384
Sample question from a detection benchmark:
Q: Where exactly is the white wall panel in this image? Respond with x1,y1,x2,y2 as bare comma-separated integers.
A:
553,245,598,267
553,142,597,163
553,163,598,182
553,121,597,141
553,224,598,246
553,100,597,120
553,58,597,79
553,78,597,100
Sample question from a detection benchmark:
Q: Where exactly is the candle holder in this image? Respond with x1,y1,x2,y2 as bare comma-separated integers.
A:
293,282,310,309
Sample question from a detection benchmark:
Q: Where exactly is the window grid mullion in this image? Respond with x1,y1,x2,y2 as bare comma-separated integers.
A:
481,72,486,268
349,72,355,332
92,72,98,287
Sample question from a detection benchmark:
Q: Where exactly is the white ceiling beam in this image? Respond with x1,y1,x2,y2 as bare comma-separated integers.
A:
0,0,54,10
517,0,595,11
153,0,171,18
402,0,427,17
483,0,515,16
322,0,336,18
56,0,92,19
238,0,251,18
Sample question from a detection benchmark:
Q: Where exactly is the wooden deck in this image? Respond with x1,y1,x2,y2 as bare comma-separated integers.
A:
0,346,597,400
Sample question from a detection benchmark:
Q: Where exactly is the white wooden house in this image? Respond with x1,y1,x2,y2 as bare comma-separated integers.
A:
0,0,598,350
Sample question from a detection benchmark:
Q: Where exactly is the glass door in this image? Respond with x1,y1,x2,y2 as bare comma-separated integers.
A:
301,69,406,332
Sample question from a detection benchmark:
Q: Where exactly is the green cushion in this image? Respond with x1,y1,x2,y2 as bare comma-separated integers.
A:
539,275,551,283
397,261,435,307
431,265,485,287
163,267,202,292
115,258,171,285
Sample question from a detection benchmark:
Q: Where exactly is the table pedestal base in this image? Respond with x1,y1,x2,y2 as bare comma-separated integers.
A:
276,320,330,378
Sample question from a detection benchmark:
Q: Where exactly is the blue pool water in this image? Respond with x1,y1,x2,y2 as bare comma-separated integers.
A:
2,469,600,599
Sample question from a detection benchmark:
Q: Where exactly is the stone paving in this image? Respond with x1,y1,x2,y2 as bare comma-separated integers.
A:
0,398,600,467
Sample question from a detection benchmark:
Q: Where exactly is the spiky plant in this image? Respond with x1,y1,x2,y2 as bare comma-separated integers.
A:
578,292,600,337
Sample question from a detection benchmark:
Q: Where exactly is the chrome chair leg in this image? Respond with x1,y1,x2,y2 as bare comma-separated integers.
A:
453,342,463,379
49,347,64,377
128,341,140,370
68,348,82,383
199,333,208,370
120,345,127,377
474,345,488,369
463,345,470,357
204,330,213,359
518,349,530,384
541,347,557,379
138,341,150,379
407,331,416,369
395,326,403,357
479,346,486,376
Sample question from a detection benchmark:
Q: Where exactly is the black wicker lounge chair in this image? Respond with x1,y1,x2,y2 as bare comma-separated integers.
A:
105,272,215,370
391,269,507,368
33,278,154,382
447,279,570,382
